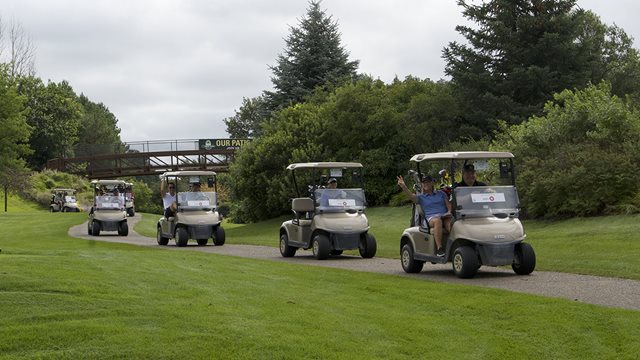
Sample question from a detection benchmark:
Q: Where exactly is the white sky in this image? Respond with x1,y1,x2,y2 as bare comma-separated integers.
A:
2,0,639,143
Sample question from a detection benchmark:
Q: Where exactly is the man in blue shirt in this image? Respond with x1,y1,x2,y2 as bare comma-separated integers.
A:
397,174,452,256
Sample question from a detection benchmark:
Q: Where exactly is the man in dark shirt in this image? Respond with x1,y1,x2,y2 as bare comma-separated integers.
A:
455,164,486,187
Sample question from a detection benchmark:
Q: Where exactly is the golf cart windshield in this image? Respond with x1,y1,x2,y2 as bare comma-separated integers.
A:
95,194,125,210
314,188,366,212
454,186,520,218
65,195,77,204
177,191,217,211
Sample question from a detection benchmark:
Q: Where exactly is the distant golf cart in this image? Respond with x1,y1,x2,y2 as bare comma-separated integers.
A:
279,162,377,260
50,188,80,212
87,179,128,236
399,151,536,278
156,171,225,247
124,182,135,217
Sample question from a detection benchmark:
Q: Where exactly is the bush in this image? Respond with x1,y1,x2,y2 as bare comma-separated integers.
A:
493,83,640,218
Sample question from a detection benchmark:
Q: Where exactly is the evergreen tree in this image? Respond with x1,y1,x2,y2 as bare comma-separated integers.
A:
75,94,125,157
264,0,359,112
443,0,639,137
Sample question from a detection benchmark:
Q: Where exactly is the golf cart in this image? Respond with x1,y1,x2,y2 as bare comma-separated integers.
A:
156,171,225,247
124,182,135,217
399,151,536,278
87,179,128,236
279,162,377,260
50,188,80,212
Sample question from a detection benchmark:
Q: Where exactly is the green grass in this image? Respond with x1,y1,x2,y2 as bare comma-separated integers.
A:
136,207,640,280
1,210,639,359
0,192,44,212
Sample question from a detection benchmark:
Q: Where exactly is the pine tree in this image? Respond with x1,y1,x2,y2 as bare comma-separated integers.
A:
264,1,359,111
443,0,638,137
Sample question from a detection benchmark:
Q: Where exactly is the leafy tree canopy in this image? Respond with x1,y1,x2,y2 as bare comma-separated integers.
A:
492,82,640,217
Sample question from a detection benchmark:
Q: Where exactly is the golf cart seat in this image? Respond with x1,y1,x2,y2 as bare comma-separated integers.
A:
416,204,430,233
292,197,314,225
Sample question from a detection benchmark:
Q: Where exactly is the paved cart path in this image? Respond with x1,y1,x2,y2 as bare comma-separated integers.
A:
70,216,640,311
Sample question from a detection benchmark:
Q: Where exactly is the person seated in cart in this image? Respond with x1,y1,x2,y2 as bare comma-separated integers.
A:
397,174,452,257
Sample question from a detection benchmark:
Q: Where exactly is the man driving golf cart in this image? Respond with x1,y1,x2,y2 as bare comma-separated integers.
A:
87,180,128,236
50,188,80,212
279,162,377,260
399,151,536,278
156,171,225,247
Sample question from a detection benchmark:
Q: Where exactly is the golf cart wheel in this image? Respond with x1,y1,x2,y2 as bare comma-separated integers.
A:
213,226,225,246
330,250,343,256
452,246,479,279
279,233,297,257
127,208,135,217
50,207,55,213
512,243,536,275
91,220,100,236
62,207,67,213
118,222,129,236
312,234,330,260
358,233,377,258
401,243,424,273
157,227,169,246
196,238,208,246
176,227,189,247
87,222,91,235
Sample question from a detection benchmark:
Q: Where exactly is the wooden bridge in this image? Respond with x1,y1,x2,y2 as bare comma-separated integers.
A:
45,139,249,179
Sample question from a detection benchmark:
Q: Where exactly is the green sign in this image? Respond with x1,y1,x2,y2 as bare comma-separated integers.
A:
199,139,251,150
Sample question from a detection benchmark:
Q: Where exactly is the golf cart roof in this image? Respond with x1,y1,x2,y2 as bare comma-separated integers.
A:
410,151,514,162
91,179,127,186
161,170,217,177
52,188,76,192
287,162,363,170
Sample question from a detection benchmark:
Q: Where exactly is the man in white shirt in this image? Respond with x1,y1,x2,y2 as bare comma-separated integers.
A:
161,181,177,217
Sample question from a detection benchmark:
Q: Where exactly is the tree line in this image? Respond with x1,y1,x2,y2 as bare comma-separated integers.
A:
224,0,640,222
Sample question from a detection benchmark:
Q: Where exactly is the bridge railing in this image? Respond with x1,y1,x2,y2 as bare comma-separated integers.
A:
46,139,244,179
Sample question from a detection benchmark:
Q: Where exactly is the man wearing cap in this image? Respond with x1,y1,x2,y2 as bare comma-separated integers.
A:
456,164,486,187
397,174,452,257
319,178,339,207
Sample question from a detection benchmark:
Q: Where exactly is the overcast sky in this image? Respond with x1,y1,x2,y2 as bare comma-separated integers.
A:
2,0,639,143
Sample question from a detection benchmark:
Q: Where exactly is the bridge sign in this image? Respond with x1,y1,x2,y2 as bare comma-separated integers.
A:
199,138,251,150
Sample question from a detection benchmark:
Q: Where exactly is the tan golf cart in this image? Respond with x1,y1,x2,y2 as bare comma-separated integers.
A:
87,179,128,236
279,162,377,260
50,188,80,212
156,171,225,247
399,151,536,278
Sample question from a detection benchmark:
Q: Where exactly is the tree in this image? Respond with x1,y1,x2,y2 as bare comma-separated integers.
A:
228,76,463,222
264,0,359,112
492,83,640,217
223,96,269,138
0,64,31,189
17,77,83,170
443,0,640,137
0,16,36,78
74,94,124,157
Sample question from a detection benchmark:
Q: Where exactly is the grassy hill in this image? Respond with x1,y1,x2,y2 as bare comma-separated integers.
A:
0,209,638,358
136,207,640,280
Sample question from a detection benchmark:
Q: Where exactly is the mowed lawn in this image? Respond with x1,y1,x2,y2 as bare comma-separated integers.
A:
1,204,638,358
136,207,640,280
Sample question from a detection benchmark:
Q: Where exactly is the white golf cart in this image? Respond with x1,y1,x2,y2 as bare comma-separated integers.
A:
50,188,80,212
156,171,225,247
124,182,135,217
87,179,128,236
399,151,536,278
279,162,377,260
